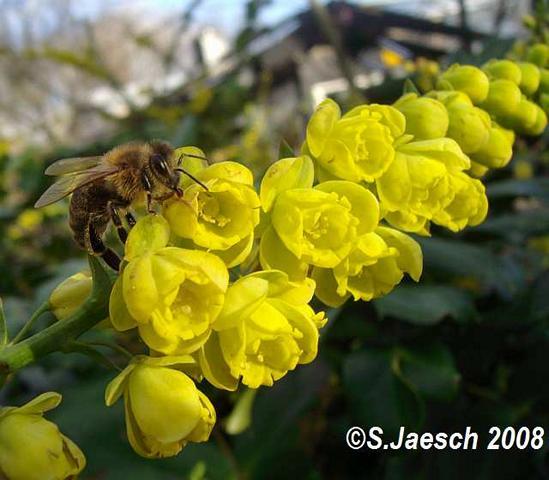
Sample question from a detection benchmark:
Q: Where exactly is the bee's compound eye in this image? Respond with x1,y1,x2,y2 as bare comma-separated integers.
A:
150,154,169,176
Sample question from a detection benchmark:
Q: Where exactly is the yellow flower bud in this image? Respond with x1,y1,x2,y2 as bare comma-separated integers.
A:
522,15,536,29
517,62,541,95
201,270,326,388
539,69,549,94
0,392,85,480
445,103,491,154
468,160,489,178
49,271,92,320
514,159,533,179
426,90,472,108
394,93,449,140
540,93,549,114
483,59,522,85
518,104,548,136
471,123,514,169
480,79,522,119
502,97,540,133
526,43,549,68
105,356,215,458
437,64,489,104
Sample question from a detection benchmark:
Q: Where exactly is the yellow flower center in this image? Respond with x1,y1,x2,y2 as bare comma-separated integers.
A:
305,211,330,241
198,193,230,227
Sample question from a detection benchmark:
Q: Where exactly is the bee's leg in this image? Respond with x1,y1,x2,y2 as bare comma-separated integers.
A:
108,202,128,244
87,221,121,272
141,171,155,214
125,212,136,228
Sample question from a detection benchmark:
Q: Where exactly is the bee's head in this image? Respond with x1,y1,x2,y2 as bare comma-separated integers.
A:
148,141,182,196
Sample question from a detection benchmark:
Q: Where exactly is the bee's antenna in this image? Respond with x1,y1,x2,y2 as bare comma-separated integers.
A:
177,152,211,166
175,168,209,191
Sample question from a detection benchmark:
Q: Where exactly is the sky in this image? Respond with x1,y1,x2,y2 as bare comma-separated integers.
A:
74,0,320,36
70,0,396,35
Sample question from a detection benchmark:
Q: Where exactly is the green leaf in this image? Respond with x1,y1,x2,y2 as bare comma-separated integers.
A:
234,362,330,476
487,178,549,199
224,388,257,435
403,78,420,95
475,210,549,237
61,341,120,371
89,255,117,299
374,285,477,325
278,139,296,158
529,271,549,323
398,343,460,401
343,348,425,439
0,297,7,346
417,237,524,297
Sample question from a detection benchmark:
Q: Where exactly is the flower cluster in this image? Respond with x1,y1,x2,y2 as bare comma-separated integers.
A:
258,154,422,305
304,97,488,234
103,157,328,458
10,50,548,477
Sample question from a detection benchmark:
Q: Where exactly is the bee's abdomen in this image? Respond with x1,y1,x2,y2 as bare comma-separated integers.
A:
69,181,124,250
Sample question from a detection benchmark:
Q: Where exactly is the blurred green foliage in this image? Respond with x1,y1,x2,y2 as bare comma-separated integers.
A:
1,1,549,479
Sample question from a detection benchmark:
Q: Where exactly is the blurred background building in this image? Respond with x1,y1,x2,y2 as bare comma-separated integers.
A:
0,0,529,152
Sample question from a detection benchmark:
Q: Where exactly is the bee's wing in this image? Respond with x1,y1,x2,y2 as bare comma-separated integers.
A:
45,156,103,176
34,165,119,208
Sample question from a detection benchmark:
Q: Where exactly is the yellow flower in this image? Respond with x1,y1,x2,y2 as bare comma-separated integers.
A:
393,93,449,140
268,181,379,269
105,355,215,459
109,215,229,355
164,161,260,268
483,59,522,84
304,98,403,182
50,271,92,320
433,172,488,232
199,270,326,389
313,226,422,307
437,64,489,104
471,123,515,169
377,138,470,234
0,392,85,480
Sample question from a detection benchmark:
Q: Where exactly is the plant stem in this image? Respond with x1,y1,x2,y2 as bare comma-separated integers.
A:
11,300,51,344
0,256,114,375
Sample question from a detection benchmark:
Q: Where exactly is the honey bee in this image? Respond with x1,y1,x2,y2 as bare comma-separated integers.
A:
35,140,207,271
